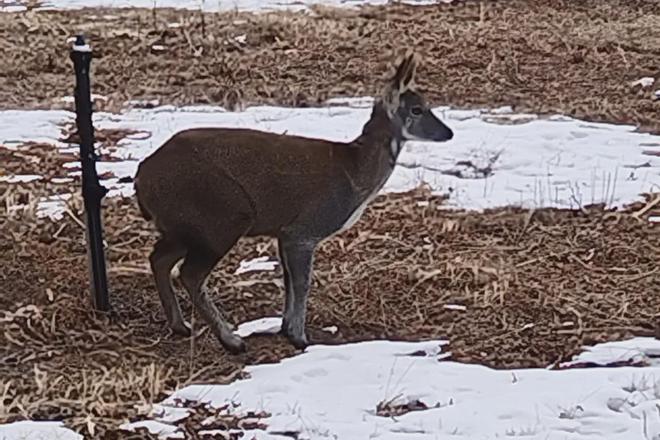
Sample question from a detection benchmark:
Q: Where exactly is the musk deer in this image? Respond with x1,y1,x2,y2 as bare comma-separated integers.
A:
134,51,454,353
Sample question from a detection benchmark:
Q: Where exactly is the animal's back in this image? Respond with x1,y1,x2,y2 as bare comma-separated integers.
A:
135,127,355,237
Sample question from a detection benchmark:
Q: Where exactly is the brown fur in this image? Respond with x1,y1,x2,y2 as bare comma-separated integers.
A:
134,52,453,353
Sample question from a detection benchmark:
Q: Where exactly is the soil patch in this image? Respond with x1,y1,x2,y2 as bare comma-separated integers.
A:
0,0,658,132
1,185,658,437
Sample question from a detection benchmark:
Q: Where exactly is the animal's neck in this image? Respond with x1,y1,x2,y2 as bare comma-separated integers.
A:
338,101,403,198
352,101,403,168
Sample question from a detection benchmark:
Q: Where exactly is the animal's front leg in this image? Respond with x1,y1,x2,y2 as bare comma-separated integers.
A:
277,237,294,335
278,238,317,349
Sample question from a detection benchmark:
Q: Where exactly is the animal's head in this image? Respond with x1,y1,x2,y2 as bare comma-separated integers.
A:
382,50,453,142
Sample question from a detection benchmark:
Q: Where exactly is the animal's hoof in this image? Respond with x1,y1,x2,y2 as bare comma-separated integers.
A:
170,320,192,337
281,319,308,349
288,334,309,350
221,333,247,355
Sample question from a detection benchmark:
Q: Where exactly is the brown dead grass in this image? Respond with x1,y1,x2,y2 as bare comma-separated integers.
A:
1,0,659,436
1,183,658,437
0,142,77,181
0,0,659,132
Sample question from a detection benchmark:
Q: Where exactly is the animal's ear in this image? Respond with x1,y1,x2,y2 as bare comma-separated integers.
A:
393,50,418,92
382,49,418,115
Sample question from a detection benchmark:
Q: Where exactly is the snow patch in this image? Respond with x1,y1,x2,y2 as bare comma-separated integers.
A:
234,317,283,338
443,304,467,311
0,420,82,440
1,100,659,220
59,94,108,104
124,337,660,440
1,0,451,13
322,325,338,334
0,174,42,183
631,77,655,88
72,43,91,52
234,256,279,275
561,337,660,368
121,420,183,439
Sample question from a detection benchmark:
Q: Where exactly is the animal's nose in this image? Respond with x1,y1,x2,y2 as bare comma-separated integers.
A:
440,126,454,141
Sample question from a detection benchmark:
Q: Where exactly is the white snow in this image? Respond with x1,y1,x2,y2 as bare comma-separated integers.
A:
121,420,183,439
72,43,91,52
234,316,283,338
2,100,659,439
322,325,338,334
631,77,655,88
125,98,161,109
1,2,658,439
0,109,71,147
560,338,660,368
5,338,660,440
1,0,450,13
0,174,42,183
0,420,82,440
59,94,108,104
1,100,659,219
234,256,279,275
120,337,660,440
442,304,466,311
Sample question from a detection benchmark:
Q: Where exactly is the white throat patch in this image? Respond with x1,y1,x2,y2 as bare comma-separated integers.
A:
390,138,402,161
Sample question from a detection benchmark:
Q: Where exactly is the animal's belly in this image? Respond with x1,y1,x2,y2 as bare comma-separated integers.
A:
336,190,380,234
337,201,368,234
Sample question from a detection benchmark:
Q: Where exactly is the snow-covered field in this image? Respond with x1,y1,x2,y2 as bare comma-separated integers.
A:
122,335,660,440
2,101,659,439
1,0,449,13
0,421,83,440
2,336,660,439
2,99,659,219
2,1,659,439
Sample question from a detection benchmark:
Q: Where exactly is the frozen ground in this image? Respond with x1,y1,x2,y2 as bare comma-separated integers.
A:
0,420,82,440
4,334,660,440
2,101,659,439
120,332,660,439
1,99,659,218
0,0,449,13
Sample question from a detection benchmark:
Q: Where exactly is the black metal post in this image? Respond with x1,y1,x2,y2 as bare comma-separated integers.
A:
70,35,111,312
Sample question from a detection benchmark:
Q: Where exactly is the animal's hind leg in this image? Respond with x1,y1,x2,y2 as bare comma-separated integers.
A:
149,236,189,336
179,227,248,354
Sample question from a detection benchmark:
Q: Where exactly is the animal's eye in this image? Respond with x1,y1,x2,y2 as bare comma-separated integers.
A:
411,106,423,116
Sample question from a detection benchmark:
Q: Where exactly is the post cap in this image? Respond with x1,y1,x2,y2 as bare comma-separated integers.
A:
72,34,92,53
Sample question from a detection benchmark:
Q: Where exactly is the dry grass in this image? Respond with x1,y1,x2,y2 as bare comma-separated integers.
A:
1,183,658,436
1,0,659,436
0,142,77,180
0,0,659,132
376,396,436,418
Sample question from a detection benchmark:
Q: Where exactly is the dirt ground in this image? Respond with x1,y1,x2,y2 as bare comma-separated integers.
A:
2,183,659,437
0,0,659,131
1,0,660,438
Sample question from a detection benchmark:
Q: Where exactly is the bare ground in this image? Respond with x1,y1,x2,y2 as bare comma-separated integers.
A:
0,0,659,131
1,182,659,437
1,0,660,438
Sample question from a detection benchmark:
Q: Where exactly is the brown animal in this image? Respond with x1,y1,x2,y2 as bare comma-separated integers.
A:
134,51,454,353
